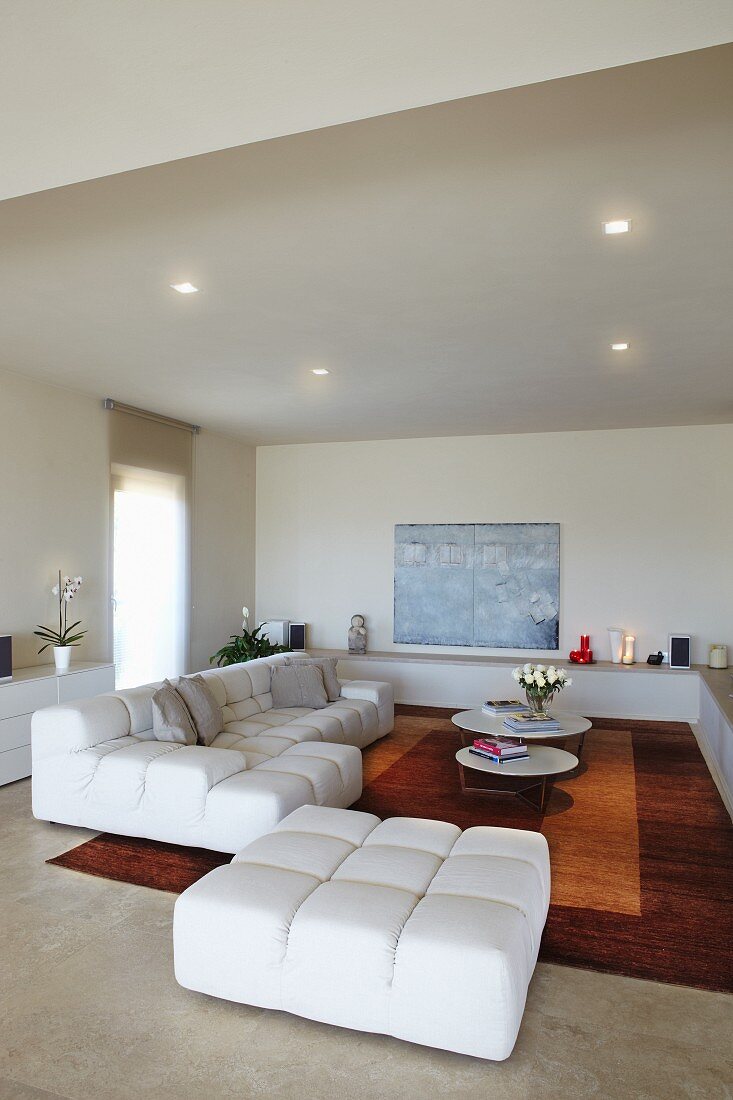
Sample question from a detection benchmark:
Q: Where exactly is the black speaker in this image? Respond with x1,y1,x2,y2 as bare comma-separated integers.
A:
668,634,691,669
0,635,12,680
289,622,306,651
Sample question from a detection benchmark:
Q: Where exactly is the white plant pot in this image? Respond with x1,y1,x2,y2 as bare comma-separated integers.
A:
53,646,72,672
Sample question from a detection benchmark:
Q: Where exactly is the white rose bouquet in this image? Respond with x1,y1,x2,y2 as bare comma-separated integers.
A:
511,662,572,717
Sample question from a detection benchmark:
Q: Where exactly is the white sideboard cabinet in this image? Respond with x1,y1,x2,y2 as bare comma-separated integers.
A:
0,662,115,786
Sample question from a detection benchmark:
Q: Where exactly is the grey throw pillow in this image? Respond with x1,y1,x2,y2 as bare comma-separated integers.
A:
151,681,197,745
285,656,341,702
175,674,223,746
271,664,328,710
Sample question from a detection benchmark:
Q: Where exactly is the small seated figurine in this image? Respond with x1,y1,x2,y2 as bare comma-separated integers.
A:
348,614,367,654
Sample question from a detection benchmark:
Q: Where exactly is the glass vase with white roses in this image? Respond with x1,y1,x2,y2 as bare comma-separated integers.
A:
512,663,572,718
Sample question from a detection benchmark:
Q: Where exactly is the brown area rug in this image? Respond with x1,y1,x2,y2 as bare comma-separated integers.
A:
48,707,733,993
48,834,230,893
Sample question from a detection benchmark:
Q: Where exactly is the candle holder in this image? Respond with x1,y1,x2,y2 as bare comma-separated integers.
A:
569,634,594,663
708,644,728,669
622,634,636,665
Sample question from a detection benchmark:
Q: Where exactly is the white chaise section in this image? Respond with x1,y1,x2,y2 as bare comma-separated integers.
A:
174,806,550,1060
32,654,393,852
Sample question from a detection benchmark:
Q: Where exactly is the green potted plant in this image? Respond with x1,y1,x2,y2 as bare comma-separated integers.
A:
210,606,291,667
34,571,87,672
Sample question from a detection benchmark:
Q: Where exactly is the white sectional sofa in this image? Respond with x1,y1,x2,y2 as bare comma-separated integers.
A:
32,655,393,853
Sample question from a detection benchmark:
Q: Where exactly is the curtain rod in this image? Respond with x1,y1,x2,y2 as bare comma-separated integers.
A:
103,398,200,434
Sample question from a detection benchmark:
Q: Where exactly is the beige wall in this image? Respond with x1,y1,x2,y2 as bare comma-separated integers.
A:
256,425,733,665
0,370,110,668
190,431,256,671
0,369,255,671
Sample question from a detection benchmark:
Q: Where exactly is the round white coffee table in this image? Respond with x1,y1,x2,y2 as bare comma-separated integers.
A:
452,710,592,761
455,745,579,812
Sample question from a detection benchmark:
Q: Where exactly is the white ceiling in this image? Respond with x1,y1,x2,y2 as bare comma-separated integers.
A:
2,0,733,201
1,45,731,444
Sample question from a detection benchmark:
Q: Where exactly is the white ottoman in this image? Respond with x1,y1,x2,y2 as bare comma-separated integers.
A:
173,806,550,1061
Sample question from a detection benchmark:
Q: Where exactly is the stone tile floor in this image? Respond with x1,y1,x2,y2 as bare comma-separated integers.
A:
1,779,731,1100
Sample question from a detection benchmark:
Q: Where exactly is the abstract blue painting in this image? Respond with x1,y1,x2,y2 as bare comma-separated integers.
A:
394,523,560,649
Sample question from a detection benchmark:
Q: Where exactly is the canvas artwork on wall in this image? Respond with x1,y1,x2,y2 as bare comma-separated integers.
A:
393,523,560,649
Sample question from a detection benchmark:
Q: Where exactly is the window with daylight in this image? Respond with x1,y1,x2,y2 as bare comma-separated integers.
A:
112,466,187,688
108,406,193,689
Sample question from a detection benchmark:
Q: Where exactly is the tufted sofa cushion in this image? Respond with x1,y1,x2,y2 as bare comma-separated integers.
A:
174,806,551,1060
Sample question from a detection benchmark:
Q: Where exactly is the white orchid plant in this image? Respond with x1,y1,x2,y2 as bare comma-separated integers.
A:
34,571,87,654
512,663,572,715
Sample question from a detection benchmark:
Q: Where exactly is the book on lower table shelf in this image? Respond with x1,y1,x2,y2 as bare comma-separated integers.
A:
473,737,528,758
469,746,530,764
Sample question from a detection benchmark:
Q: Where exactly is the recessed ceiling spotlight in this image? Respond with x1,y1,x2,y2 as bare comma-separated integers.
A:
602,219,631,235
611,342,630,351
170,281,199,294
311,368,330,375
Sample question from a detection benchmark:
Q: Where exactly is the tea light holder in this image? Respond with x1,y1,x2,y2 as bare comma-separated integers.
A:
622,635,636,665
708,644,728,669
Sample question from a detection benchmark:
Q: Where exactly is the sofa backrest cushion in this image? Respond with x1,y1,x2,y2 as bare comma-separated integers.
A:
114,682,162,739
198,654,293,723
41,654,298,753
152,681,197,745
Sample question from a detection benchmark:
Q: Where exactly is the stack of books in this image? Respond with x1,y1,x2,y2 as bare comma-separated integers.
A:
502,713,562,734
469,737,530,764
481,699,530,715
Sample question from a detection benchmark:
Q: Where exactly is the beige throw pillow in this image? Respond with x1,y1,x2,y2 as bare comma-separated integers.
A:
175,674,223,746
285,656,341,702
151,681,197,745
271,664,328,710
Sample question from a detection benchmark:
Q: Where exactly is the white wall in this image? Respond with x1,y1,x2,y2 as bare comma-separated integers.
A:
0,369,255,671
256,425,733,665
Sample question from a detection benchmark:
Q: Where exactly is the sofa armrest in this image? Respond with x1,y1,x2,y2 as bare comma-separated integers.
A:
338,680,394,737
31,695,132,762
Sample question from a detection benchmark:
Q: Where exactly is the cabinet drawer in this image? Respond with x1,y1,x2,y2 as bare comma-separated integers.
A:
0,713,32,753
58,666,115,703
0,678,57,720
0,744,32,785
